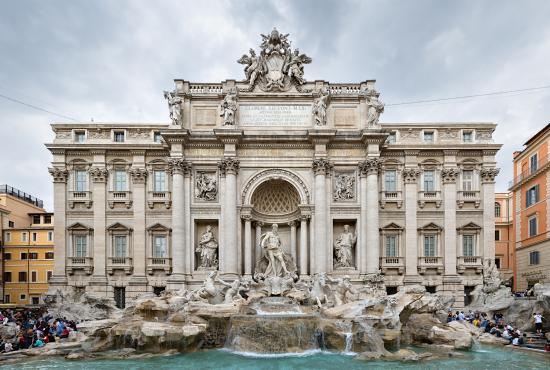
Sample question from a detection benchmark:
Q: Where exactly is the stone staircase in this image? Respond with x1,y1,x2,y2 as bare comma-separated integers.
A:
522,332,547,351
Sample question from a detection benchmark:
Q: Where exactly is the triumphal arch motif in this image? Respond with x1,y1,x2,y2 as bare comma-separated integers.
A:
47,29,501,307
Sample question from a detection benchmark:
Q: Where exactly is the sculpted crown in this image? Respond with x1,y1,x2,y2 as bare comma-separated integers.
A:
237,28,312,92
358,158,382,175
480,167,500,183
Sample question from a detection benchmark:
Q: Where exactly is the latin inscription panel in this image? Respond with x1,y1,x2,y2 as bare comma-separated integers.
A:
239,104,312,126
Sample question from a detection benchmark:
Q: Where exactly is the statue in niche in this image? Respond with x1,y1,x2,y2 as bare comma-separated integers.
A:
312,89,330,126
334,174,355,201
163,90,183,126
196,225,219,269
218,89,238,125
365,92,384,128
333,225,357,268
255,224,297,278
195,172,217,201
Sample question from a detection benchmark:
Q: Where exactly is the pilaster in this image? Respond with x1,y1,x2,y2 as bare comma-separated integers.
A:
49,167,69,285
442,167,460,276
359,158,382,274
402,166,421,283
312,158,332,273
481,167,500,262
129,167,147,281
219,157,240,276
89,165,108,287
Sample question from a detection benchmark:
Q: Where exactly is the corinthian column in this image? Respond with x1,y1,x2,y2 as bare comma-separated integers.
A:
299,215,309,276
312,158,332,273
359,158,381,274
129,168,148,279
402,167,421,283
89,166,108,284
441,167,459,275
49,167,69,284
481,167,500,262
219,157,240,276
167,158,190,288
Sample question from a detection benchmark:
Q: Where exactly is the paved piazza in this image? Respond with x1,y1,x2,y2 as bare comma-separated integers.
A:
46,29,501,307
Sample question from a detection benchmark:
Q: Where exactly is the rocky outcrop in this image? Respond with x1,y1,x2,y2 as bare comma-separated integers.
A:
401,313,473,350
45,289,121,322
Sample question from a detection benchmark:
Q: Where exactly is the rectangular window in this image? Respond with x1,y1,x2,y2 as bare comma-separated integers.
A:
21,232,27,242
114,170,127,191
495,258,501,269
31,297,40,305
4,252,11,260
385,235,398,257
423,131,434,143
75,170,87,192
114,235,127,257
529,251,540,265
29,252,38,259
20,252,27,260
384,170,397,192
114,131,125,142
3,272,11,282
154,170,166,192
386,132,396,144
423,170,435,191
74,235,87,257
5,232,10,242
31,271,37,282
18,271,27,282
153,235,167,258
33,215,41,224
463,235,475,256
74,131,86,143
463,131,473,143
47,271,53,281
32,232,37,242
4,295,10,303
154,132,162,143
495,230,500,241
45,252,54,259
530,154,538,173
20,294,26,301
48,231,53,241
528,216,537,237
8,221,14,228
526,185,539,207
423,235,436,257
462,170,474,191
44,215,52,224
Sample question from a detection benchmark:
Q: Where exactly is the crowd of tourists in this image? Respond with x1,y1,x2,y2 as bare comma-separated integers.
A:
0,308,77,352
447,309,549,351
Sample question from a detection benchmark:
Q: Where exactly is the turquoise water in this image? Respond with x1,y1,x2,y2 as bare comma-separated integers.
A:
1,346,548,369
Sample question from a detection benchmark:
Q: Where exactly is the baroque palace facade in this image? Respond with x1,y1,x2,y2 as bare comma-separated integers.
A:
47,30,501,307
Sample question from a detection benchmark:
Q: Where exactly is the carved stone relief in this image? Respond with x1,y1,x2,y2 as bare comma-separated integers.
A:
195,171,218,201
333,173,356,201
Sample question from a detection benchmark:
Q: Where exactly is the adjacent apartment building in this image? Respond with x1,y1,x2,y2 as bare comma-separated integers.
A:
0,185,54,305
509,123,550,291
494,192,513,283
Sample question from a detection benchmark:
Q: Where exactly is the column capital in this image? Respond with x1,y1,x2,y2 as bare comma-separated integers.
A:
288,220,297,227
218,157,240,175
254,221,264,228
312,158,333,175
402,167,421,184
89,167,109,183
167,158,192,175
129,167,148,184
241,214,253,221
480,167,500,183
358,158,381,176
441,167,460,184
49,167,69,183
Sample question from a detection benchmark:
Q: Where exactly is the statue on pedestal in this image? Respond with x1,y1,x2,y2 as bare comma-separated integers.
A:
254,224,297,278
333,225,357,268
219,89,238,126
365,92,384,128
312,89,330,126
196,225,218,269
163,90,183,126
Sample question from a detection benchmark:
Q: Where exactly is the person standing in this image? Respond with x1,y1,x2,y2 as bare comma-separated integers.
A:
534,312,544,334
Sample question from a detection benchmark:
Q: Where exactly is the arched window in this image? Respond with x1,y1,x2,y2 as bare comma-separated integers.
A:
495,202,501,218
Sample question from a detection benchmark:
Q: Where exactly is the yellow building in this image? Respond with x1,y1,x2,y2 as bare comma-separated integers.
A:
1,185,53,305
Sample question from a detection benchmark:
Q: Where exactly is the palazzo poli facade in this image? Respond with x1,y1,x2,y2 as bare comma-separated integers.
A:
46,30,501,307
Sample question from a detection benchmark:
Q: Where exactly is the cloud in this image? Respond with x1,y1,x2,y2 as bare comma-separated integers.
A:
1,0,550,210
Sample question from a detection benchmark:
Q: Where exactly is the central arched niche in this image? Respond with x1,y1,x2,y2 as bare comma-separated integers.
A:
251,179,300,223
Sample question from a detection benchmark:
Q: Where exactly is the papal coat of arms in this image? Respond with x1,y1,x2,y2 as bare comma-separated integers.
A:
237,28,312,92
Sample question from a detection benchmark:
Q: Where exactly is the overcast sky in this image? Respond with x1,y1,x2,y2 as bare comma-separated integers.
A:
1,0,550,211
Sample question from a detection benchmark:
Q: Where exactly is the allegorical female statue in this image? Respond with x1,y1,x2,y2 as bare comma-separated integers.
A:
333,225,357,268
196,225,218,269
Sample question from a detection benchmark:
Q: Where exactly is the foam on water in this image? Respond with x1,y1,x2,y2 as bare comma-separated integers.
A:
219,347,324,358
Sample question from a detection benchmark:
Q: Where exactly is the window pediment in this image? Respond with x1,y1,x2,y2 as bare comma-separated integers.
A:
147,223,171,232
418,222,443,231
107,222,132,232
457,222,481,231
67,222,93,231
380,222,403,231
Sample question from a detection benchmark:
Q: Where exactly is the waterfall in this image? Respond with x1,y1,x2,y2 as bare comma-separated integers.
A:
343,332,353,354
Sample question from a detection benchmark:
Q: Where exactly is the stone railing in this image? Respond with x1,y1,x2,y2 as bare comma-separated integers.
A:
108,191,132,209
66,257,93,275
457,190,480,208
380,256,404,274
329,84,363,95
379,190,403,208
418,256,443,274
457,256,483,273
147,191,172,209
189,84,223,94
107,257,133,275
147,257,171,274
418,191,442,208
68,191,92,209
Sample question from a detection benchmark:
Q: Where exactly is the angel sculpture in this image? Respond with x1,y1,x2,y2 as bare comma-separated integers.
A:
284,49,312,85
237,49,264,90
163,91,183,125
